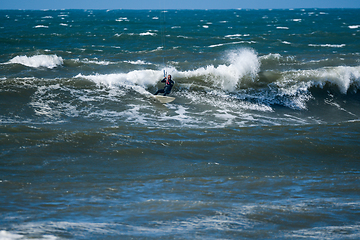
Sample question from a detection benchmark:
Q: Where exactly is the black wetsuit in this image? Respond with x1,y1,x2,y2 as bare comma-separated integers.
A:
154,78,174,96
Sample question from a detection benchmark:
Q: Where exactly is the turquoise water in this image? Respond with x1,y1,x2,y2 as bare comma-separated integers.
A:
1,9,360,239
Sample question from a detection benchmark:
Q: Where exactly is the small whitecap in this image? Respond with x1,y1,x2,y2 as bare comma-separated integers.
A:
34,25,49,28
116,17,129,22
308,44,346,48
225,34,242,38
139,32,157,36
349,25,360,29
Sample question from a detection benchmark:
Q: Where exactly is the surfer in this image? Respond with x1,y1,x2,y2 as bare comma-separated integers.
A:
154,74,174,96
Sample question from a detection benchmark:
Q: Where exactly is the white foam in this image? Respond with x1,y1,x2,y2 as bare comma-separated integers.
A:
7,55,63,69
34,25,49,28
177,35,190,39
224,34,249,38
75,69,161,94
124,60,151,65
158,105,198,126
121,105,149,124
116,17,129,22
349,25,360,29
214,110,237,125
139,32,157,36
0,231,22,240
277,65,360,102
308,44,346,48
225,34,242,38
312,65,360,94
209,41,256,48
178,48,260,92
78,58,114,65
260,53,283,61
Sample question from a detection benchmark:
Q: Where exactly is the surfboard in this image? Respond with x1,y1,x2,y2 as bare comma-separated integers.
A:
152,95,175,104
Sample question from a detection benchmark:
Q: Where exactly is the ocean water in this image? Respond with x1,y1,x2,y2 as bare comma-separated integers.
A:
0,9,360,239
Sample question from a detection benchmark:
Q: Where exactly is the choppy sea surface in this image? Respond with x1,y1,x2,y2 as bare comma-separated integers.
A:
1,9,360,239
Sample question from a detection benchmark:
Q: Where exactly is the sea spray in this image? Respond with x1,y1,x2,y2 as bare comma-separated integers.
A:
177,48,260,91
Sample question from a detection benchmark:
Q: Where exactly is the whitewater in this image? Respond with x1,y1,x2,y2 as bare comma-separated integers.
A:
1,9,360,239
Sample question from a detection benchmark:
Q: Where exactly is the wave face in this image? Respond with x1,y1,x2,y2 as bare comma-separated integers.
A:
1,9,360,240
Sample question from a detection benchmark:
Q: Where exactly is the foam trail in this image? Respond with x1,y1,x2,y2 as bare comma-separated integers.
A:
6,55,63,69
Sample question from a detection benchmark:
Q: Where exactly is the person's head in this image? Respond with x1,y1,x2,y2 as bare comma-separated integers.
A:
168,75,171,80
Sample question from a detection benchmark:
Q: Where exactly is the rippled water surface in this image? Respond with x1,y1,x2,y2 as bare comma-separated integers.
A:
1,9,360,239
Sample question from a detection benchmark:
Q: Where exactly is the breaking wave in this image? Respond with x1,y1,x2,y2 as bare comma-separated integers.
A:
6,54,63,69
75,69,162,95
177,48,260,91
75,48,260,94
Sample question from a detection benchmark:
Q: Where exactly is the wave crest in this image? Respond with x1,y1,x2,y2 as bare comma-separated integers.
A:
75,69,162,95
7,54,63,69
312,66,360,94
178,48,260,91
278,65,360,94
